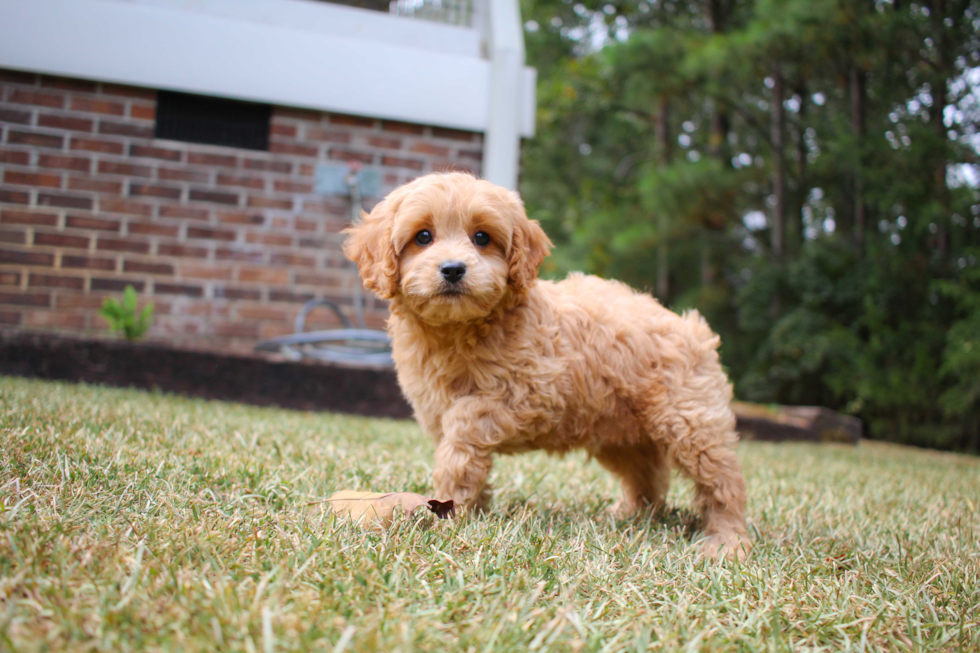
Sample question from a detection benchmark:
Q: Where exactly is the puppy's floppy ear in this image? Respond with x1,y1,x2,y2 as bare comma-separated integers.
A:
508,201,552,294
342,200,399,300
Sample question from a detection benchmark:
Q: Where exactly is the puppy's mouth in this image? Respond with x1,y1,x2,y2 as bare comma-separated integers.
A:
435,286,467,298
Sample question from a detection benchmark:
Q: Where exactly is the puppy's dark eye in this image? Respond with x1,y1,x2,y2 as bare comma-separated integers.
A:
415,230,433,246
473,231,491,247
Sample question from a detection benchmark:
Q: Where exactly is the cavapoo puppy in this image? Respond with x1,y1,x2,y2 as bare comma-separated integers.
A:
344,172,749,559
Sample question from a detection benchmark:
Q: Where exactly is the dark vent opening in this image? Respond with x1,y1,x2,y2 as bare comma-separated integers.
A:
154,91,272,151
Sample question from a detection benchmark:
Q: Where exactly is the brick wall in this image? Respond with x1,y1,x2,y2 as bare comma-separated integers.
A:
0,69,483,354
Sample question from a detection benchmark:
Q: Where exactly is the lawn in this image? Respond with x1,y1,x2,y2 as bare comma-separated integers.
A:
1,376,978,652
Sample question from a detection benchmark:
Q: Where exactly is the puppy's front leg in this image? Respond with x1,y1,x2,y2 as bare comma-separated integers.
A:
432,398,512,511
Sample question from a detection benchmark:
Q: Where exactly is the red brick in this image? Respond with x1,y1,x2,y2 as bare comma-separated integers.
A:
99,198,153,216
124,259,174,275
185,228,237,245
91,277,145,292
7,130,64,149
410,142,450,156
304,128,351,144
98,120,153,138
70,96,125,116
0,229,26,244
330,149,374,164
296,236,327,248
214,322,260,338
28,273,85,290
71,137,124,155
218,212,264,226
382,120,426,135
98,161,152,177
246,232,292,246
9,89,64,109
239,267,289,284
102,84,156,100
243,158,291,173
159,205,209,221
0,292,50,307
38,114,94,132
1,210,58,226
180,264,232,280
294,218,317,232
38,193,93,210
214,286,262,301
158,167,209,183
216,173,265,190
0,150,31,165
0,271,20,286
40,76,97,92
273,180,313,193
269,289,315,303
157,243,208,258
297,164,315,177
0,248,55,266
269,142,318,157
40,154,91,172
188,152,236,167
0,189,28,205
329,113,375,128
130,104,156,120
295,272,344,286
67,177,123,194
154,282,203,297
127,221,179,237
189,189,239,205
130,144,183,162
66,215,120,231
270,123,297,138
215,247,264,263
0,108,33,124
56,294,107,309
129,183,182,200
238,305,288,321
98,237,149,254
381,155,424,171
61,255,115,271
270,252,316,267
432,127,476,141
23,311,86,329
34,232,89,249
246,196,293,210
4,171,61,188
0,311,21,325
368,136,402,150
459,149,482,160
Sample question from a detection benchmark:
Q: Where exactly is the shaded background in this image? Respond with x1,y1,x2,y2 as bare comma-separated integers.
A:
518,0,980,452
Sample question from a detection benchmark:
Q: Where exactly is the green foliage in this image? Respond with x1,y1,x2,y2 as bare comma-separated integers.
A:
99,285,154,341
520,0,980,451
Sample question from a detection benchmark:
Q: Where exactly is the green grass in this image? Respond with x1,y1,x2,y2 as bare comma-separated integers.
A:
1,376,978,652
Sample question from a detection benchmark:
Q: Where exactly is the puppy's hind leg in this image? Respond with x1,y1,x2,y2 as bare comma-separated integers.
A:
657,403,749,560
595,441,671,519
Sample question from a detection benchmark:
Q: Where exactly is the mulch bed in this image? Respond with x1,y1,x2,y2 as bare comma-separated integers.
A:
0,331,412,419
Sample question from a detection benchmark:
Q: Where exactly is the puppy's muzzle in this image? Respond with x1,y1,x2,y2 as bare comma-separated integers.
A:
440,261,467,285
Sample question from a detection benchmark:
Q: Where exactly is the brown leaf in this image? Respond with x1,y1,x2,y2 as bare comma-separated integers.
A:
326,490,455,526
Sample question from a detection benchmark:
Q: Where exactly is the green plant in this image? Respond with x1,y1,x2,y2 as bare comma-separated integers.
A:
99,285,154,341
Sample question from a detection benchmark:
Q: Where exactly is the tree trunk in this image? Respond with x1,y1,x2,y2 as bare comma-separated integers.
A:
655,98,672,301
770,62,786,260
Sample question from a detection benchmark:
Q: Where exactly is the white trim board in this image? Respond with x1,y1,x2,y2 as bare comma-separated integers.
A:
0,0,536,137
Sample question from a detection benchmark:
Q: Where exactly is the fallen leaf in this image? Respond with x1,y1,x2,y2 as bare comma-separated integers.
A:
326,490,455,526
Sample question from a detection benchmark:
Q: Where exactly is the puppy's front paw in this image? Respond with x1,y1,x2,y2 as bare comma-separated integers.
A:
699,532,751,561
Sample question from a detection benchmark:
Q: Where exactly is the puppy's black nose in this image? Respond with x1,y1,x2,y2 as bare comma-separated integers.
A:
440,261,467,284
